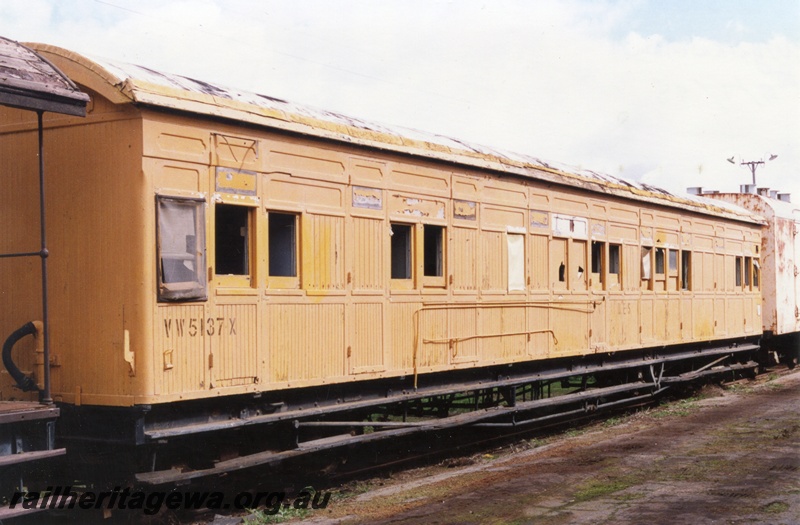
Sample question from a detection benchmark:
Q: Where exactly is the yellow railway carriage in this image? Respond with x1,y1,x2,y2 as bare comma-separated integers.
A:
0,43,766,482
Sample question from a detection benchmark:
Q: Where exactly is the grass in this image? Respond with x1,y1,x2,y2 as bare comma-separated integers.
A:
650,397,700,418
572,478,635,502
762,501,789,514
244,506,311,524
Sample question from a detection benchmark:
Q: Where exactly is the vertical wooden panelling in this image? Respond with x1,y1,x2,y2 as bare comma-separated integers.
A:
591,298,607,351
714,298,727,336
350,303,384,372
156,304,207,395
211,303,258,387
744,296,756,334
665,298,681,343
501,307,527,359
304,214,345,291
608,299,638,348
418,308,448,368
527,306,551,357
550,307,588,356
387,302,419,371
352,217,384,292
695,298,715,338
480,307,502,360
641,298,655,343
529,235,549,291
481,231,504,292
452,227,478,292
449,308,479,363
681,297,693,341
653,300,667,341
570,240,588,291
623,244,641,290
550,238,568,291
267,304,344,383
727,297,745,336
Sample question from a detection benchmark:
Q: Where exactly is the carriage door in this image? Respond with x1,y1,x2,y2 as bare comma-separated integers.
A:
209,166,260,389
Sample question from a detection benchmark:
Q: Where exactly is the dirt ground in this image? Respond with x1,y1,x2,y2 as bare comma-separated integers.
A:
282,369,800,525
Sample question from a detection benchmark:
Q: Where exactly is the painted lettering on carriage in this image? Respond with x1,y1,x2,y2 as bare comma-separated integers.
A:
163,318,237,338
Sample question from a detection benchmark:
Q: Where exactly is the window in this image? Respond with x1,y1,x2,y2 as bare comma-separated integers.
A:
423,225,444,277
551,238,567,290
591,241,604,274
269,212,297,277
655,248,666,275
641,247,652,280
753,259,760,289
669,249,678,273
156,196,207,302
507,233,525,292
572,240,587,290
744,257,752,287
609,244,621,275
735,256,743,287
216,204,250,276
391,223,413,280
681,251,691,290
591,241,604,290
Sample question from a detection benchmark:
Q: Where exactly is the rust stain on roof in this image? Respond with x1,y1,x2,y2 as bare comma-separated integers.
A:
0,37,88,115
26,42,763,225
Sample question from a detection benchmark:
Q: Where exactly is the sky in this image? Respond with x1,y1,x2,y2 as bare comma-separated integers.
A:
1,0,798,200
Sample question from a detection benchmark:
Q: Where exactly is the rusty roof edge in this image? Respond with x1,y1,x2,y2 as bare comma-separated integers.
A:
23,44,763,225
26,43,134,104
132,84,762,224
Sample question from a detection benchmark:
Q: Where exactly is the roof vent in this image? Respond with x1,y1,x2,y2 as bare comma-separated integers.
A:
703,190,719,195
740,184,756,194
769,190,779,199
778,193,792,203
686,187,703,195
757,187,771,197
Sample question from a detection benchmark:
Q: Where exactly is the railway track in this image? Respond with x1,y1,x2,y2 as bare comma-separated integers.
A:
2,345,778,524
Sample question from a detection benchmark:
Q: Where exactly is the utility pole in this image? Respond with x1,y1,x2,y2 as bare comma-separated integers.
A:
741,160,764,185
727,154,777,186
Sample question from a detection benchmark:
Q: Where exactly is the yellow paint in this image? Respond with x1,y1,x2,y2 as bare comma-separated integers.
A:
0,43,766,409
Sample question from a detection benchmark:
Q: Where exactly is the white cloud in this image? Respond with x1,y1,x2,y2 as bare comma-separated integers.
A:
1,0,797,199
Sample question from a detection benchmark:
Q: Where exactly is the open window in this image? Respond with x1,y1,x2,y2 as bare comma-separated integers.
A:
752,259,760,289
744,256,753,288
655,248,666,276
591,241,604,290
423,224,446,287
157,196,207,302
216,204,251,276
641,246,652,290
681,251,691,290
391,223,413,287
735,256,743,288
268,212,298,283
609,243,621,290
668,249,679,290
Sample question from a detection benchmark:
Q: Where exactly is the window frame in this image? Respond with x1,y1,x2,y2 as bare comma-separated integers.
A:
680,250,692,291
608,243,622,290
390,222,414,290
156,195,208,302
267,210,300,289
591,241,605,290
214,202,256,289
423,224,446,288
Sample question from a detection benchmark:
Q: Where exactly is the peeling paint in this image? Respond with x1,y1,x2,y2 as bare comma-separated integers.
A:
28,43,765,226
